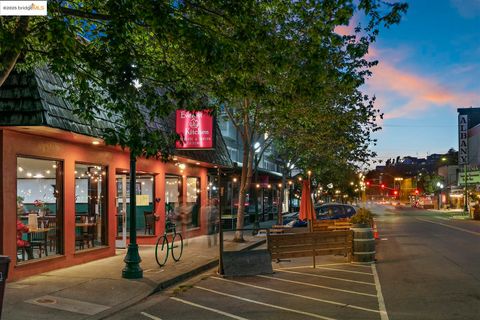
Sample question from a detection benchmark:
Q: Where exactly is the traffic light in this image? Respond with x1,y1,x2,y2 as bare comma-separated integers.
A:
381,184,385,189
394,190,398,196
366,181,370,187
415,189,419,195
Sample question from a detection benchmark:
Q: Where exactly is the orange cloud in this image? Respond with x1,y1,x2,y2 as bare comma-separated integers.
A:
334,24,355,36
366,52,480,119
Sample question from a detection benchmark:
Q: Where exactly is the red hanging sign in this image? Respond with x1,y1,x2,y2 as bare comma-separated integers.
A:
175,110,214,149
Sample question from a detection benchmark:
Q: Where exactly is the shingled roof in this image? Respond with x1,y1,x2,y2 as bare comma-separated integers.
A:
0,68,232,167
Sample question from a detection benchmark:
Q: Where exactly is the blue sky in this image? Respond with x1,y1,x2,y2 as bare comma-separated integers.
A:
360,0,480,166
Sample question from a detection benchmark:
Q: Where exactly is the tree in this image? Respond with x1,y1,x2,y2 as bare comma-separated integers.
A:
194,0,407,241
0,0,229,278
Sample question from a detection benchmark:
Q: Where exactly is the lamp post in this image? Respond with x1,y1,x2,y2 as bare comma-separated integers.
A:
253,142,261,232
394,177,403,201
122,153,142,279
436,182,444,210
359,173,366,209
217,167,224,275
288,180,293,213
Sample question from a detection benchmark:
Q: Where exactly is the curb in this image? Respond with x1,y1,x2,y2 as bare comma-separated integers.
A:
93,239,266,320
152,238,266,293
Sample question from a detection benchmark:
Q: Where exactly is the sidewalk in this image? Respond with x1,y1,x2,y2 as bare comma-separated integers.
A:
3,231,266,320
426,208,472,220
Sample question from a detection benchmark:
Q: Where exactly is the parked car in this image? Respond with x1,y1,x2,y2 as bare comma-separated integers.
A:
315,203,357,220
282,203,357,227
282,211,306,227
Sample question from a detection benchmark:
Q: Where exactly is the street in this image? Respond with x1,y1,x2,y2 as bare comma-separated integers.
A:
107,205,480,320
374,205,480,320
109,256,385,320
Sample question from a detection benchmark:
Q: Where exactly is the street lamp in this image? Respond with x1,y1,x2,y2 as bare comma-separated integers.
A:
253,142,261,232
436,182,444,209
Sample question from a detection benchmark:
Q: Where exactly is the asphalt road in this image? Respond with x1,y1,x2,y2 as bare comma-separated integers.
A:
106,204,480,320
108,254,386,320
374,204,480,320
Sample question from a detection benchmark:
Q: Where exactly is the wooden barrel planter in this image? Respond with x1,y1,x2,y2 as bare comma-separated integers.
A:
351,224,375,264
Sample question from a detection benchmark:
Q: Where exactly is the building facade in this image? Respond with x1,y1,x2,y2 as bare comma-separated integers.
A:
217,116,286,226
0,68,232,280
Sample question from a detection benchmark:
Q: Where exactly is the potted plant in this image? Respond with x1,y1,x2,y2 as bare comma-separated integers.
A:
34,200,47,216
350,208,374,227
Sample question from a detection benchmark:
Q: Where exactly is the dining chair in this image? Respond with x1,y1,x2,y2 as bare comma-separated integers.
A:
29,229,48,258
83,216,97,248
144,211,155,235
46,217,57,253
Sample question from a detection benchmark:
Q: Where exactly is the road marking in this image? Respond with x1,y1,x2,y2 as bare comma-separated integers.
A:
302,266,373,275
276,269,376,286
212,277,380,314
276,262,371,270
257,275,376,297
372,264,389,320
140,312,163,320
416,218,480,236
170,297,249,320
196,286,336,320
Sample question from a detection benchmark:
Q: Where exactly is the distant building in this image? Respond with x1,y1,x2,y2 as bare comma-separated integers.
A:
458,107,480,167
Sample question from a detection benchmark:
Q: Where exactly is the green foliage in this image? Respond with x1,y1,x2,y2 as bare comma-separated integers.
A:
1,1,407,239
350,207,374,225
1,1,219,159
419,174,443,194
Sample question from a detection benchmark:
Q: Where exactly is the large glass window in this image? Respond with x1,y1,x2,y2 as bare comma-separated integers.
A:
16,157,63,263
186,177,200,227
165,175,182,226
115,173,155,237
75,163,107,251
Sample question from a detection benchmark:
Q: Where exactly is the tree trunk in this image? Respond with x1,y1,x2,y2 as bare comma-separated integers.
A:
0,17,30,87
234,141,253,242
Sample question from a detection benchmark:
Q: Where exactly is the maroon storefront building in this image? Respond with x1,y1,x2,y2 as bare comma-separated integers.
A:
0,68,232,280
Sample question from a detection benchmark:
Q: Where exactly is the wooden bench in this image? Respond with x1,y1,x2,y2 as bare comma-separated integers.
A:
268,225,289,234
312,220,352,232
267,230,353,266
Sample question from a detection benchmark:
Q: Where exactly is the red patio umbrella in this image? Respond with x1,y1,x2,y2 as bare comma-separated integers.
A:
299,180,316,230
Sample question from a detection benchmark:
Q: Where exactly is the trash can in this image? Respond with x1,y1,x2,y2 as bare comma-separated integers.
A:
0,256,11,318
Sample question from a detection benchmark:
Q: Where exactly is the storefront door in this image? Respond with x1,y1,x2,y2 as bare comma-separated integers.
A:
115,174,127,248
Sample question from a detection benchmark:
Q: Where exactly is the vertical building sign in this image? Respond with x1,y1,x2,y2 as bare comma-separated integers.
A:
458,114,468,165
176,110,214,149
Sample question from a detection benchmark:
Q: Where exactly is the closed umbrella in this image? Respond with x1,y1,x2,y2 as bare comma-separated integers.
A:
299,180,315,231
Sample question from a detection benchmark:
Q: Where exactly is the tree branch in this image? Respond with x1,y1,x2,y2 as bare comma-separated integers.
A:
58,6,111,21
0,17,30,87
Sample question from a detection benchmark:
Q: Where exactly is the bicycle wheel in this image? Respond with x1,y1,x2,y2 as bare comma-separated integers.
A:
171,232,183,262
155,235,169,267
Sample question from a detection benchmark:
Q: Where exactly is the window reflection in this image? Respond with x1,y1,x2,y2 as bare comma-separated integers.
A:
16,157,63,263
75,163,107,250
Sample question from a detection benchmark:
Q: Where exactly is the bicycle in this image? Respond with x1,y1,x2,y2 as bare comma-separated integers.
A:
155,220,183,267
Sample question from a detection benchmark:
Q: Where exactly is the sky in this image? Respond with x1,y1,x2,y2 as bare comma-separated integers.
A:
352,0,480,167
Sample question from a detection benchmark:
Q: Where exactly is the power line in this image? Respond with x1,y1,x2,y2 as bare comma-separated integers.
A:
380,124,456,128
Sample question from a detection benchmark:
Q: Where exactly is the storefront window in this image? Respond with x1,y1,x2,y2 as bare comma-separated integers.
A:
75,163,107,251
115,173,155,237
187,177,200,227
165,175,182,226
16,157,63,263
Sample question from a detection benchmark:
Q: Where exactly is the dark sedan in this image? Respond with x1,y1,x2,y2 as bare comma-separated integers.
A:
315,203,357,220
283,203,357,227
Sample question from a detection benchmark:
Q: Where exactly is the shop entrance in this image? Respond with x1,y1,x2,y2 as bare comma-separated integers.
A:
116,171,156,248
115,174,127,248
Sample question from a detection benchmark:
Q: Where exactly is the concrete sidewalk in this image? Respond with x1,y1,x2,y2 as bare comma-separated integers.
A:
3,231,266,320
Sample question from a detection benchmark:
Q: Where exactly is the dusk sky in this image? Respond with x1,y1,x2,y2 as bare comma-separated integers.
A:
358,0,480,167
